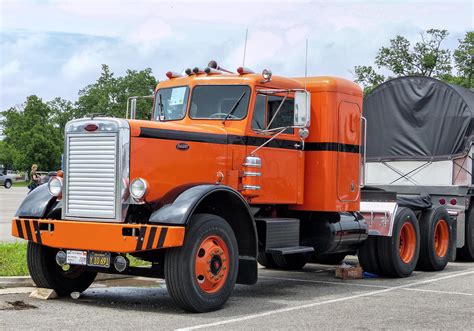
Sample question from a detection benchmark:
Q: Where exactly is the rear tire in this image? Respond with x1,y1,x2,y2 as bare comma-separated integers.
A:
377,208,420,277
311,253,347,265
164,214,239,312
417,207,451,271
4,180,12,189
27,242,97,296
358,236,382,275
457,206,474,261
271,253,308,270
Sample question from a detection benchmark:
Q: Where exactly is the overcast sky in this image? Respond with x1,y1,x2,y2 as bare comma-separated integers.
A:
0,0,472,110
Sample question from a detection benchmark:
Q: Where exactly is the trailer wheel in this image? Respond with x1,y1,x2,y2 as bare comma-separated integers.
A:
457,205,474,261
311,253,347,265
417,207,451,271
377,207,420,277
164,213,238,312
358,236,382,275
257,251,278,268
27,242,97,296
271,253,308,270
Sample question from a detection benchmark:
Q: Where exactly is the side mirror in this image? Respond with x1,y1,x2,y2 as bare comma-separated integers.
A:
294,91,311,128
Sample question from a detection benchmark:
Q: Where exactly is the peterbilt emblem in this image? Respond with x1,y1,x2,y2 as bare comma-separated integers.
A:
176,142,189,150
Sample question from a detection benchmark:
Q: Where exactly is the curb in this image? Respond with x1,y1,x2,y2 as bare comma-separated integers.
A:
0,273,131,289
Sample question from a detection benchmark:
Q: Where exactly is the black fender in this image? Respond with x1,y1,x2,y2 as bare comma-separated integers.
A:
149,184,258,285
15,184,58,218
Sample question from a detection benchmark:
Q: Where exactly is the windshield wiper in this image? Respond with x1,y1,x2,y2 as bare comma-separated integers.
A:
222,91,247,124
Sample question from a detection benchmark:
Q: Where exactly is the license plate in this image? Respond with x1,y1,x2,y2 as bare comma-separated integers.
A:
87,251,111,268
66,250,87,265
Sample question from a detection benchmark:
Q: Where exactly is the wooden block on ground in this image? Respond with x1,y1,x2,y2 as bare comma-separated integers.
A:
335,265,363,280
29,288,58,300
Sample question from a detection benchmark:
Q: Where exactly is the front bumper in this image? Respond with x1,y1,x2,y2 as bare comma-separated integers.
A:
11,218,185,253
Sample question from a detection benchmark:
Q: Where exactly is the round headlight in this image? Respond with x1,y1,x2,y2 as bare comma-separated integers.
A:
48,176,63,197
130,178,148,201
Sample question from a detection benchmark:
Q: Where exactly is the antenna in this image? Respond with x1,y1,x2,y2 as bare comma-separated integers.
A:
242,28,248,67
304,38,308,91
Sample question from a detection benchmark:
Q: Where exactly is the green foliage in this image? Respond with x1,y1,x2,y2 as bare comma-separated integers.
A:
0,242,28,276
353,29,473,93
76,64,157,120
454,31,474,88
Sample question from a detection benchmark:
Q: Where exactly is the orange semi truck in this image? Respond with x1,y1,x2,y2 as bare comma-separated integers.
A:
11,62,455,312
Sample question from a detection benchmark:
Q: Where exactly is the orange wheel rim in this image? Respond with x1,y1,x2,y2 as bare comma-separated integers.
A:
434,219,449,258
398,221,416,263
194,235,229,294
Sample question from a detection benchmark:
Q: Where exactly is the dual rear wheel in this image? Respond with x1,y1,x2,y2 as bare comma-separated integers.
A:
359,207,451,277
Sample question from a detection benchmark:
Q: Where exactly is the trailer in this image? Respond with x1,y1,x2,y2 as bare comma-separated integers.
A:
364,76,474,263
9,64,459,312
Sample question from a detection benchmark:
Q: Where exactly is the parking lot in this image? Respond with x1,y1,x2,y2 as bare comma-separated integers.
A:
0,258,472,330
0,186,27,242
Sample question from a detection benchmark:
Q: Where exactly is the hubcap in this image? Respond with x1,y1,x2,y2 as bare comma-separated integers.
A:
434,219,449,258
399,221,416,264
195,235,229,293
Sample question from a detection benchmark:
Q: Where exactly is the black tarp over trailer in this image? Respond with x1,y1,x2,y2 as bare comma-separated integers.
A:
363,76,474,161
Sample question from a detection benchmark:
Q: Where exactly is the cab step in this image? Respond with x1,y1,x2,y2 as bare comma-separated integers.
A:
255,218,313,254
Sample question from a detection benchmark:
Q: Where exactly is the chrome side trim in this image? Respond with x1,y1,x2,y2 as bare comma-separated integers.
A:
243,185,261,190
243,172,261,177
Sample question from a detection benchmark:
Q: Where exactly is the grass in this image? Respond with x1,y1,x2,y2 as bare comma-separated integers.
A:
13,181,29,187
0,242,29,276
0,242,152,277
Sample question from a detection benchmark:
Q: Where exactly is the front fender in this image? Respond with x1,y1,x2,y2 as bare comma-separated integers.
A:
15,184,57,218
149,184,245,225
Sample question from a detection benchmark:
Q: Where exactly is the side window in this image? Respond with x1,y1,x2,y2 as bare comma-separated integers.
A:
267,96,294,133
251,94,266,130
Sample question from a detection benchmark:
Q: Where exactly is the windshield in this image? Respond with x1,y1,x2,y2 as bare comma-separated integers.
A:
154,86,189,121
189,85,250,120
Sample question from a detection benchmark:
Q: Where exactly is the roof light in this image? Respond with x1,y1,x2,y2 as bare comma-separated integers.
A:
207,60,234,74
237,67,255,75
166,71,183,79
185,68,193,76
262,69,272,82
192,67,206,74
205,67,223,75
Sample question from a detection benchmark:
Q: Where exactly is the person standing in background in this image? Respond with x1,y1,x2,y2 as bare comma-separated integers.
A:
28,164,40,193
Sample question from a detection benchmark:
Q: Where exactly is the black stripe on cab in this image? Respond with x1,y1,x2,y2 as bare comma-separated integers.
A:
146,227,157,250
16,219,24,239
305,142,360,154
32,221,42,244
135,226,147,251
24,220,33,241
157,227,168,248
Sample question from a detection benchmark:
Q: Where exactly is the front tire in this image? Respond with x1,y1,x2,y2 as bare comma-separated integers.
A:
164,214,239,312
4,180,12,189
417,207,451,271
27,242,97,296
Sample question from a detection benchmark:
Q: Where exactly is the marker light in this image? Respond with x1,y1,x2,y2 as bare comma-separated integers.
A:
439,198,446,205
192,67,206,74
450,198,457,205
130,178,148,201
262,69,272,81
166,71,182,79
48,176,63,197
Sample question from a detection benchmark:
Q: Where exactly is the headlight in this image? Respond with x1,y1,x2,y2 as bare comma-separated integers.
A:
130,178,148,201
48,176,63,197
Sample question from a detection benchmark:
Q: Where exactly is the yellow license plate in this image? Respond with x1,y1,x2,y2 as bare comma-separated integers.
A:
87,251,111,268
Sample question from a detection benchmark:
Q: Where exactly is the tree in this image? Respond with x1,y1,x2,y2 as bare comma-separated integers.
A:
48,97,76,136
0,96,63,171
354,29,453,92
76,65,157,120
454,31,474,88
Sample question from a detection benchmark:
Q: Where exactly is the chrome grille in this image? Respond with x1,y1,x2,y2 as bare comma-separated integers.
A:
65,134,118,220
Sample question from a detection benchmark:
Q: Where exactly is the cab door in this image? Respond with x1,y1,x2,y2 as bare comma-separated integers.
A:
245,93,301,204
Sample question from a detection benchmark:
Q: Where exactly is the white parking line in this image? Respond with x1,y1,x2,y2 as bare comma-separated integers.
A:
177,270,474,331
261,275,474,296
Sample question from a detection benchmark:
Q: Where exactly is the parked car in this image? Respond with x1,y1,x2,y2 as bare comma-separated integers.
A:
0,173,15,189
39,171,58,185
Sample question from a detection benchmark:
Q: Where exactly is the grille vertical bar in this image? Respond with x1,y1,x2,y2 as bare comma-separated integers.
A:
65,134,118,220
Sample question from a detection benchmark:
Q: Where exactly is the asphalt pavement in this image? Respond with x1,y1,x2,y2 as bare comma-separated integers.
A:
1,258,473,330
0,186,27,242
